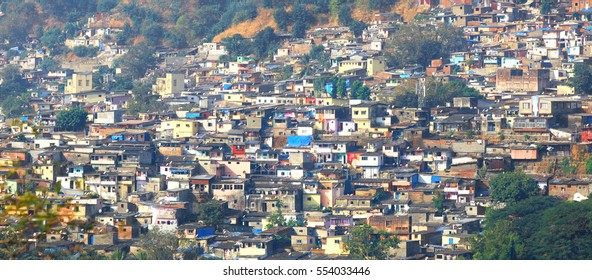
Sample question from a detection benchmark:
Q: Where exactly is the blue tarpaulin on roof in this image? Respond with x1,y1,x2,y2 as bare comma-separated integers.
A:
287,135,312,147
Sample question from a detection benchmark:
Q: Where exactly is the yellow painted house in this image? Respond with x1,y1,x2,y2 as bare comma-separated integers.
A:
161,119,199,139
33,164,58,181
153,73,184,97
337,58,385,77
65,73,93,94
323,235,349,255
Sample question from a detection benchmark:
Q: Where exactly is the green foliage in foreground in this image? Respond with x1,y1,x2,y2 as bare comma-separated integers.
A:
471,196,592,260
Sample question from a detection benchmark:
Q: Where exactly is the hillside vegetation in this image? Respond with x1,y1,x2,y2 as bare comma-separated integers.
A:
0,0,405,50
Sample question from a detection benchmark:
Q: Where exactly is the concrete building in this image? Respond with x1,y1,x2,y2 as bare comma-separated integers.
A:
153,73,184,97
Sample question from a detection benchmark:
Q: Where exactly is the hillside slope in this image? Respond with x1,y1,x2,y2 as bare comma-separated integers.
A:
213,8,278,42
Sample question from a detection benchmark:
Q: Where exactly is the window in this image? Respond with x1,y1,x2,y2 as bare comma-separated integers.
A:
334,240,340,244
361,156,368,160
522,103,530,109
541,103,549,109
307,197,312,201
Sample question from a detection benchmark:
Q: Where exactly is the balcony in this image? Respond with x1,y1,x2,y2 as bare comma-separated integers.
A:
444,187,458,193
458,189,473,195
314,147,332,154
91,159,117,165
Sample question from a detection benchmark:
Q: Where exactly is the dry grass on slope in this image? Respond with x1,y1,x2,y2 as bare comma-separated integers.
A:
212,8,278,42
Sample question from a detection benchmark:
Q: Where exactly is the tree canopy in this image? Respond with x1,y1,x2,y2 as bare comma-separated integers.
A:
471,196,592,260
571,63,592,94
385,23,467,68
114,43,157,79
386,78,480,108
136,226,179,260
56,107,88,132
195,201,225,227
126,82,168,115
489,171,540,204
344,224,399,260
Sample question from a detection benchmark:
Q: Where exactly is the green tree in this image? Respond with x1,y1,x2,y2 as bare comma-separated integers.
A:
336,78,347,98
470,220,523,260
136,227,179,260
51,181,62,194
116,43,157,79
0,65,29,98
111,75,134,90
348,20,367,38
586,157,592,174
97,0,118,13
56,107,87,132
385,23,466,68
470,196,592,259
351,81,362,98
265,200,287,230
1,94,32,118
221,34,252,61
432,192,444,215
571,63,592,94
356,85,371,100
329,0,342,18
314,76,330,94
109,248,127,260
126,82,168,115
274,8,290,32
389,78,480,108
231,4,258,25
0,3,38,45
345,224,399,260
40,57,61,72
195,201,225,227
489,171,539,204
63,22,79,39
558,157,576,175
390,91,419,108
309,45,331,69
282,65,294,80
0,193,61,260
291,4,313,38
291,20,307,39
338,5,352,25
141,21,164,46
40,28,65,54
540,0,554,14
72,46,99,57
15,134,26,142
252,27,280,61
